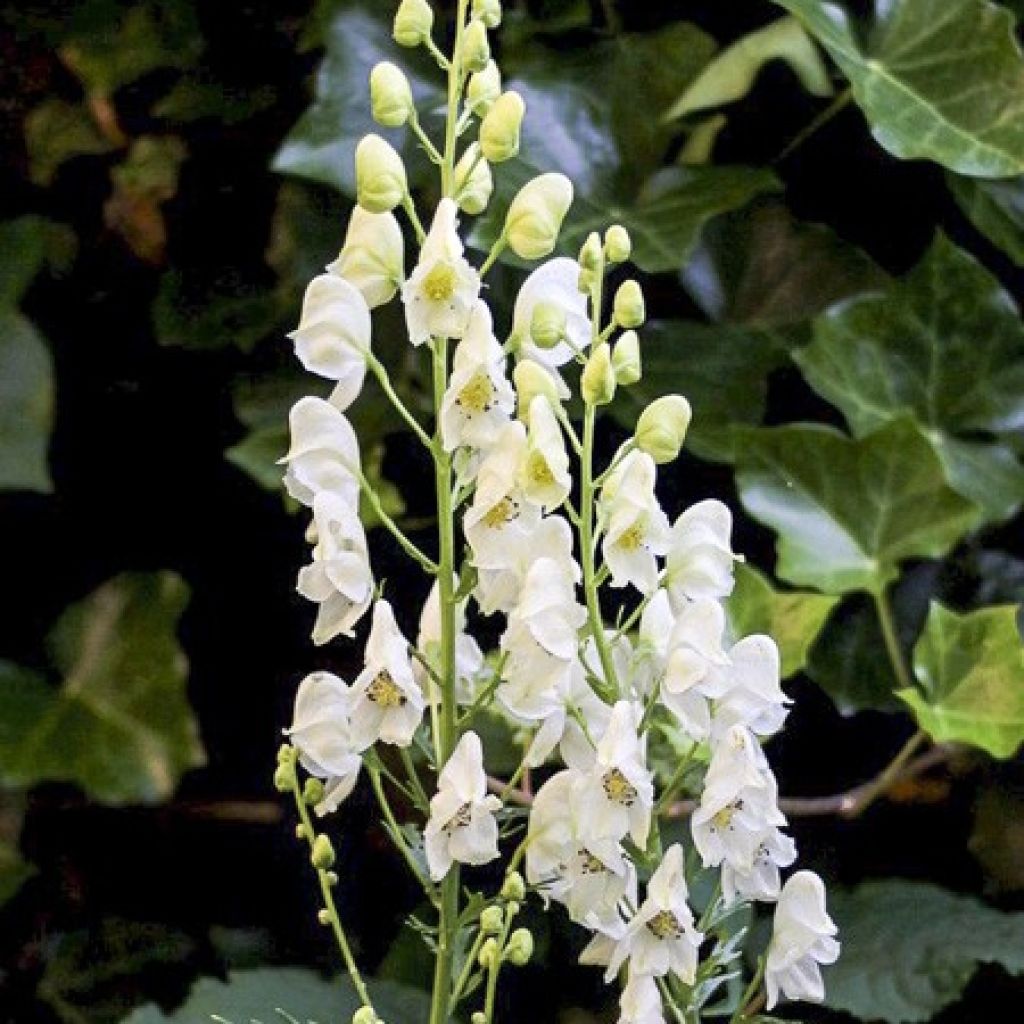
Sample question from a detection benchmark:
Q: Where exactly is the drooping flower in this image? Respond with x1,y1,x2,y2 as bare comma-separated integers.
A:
721,826,797,905
327,206,405,308
618,973,665,1024
402,198,481,346
665,500,737,610
704,634,790,739
520,395,571,511
414,580,485,705
512,257,590,368
281,397,361,508
766,871,840,1009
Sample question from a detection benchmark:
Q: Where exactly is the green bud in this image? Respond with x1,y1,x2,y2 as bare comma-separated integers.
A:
467,61,502,115
614,279,645,329
504,900,520,918
460,19,491,74
473,0,502,28
577,266,596,294
355,134,408,213
530,301,566,349
353,1006,378,1024
480,905,504,935
303,777,325,806
612,330,642,385
370,62,414,127
471,1014,487,1024
453,144,493,215
277,743,294,764
478,937,500,969
578,232,603,273
393,0,434,47
311,834,336,871
635,394,692,464
318,908,332,926
325,871,339,886
273,763,293,793
505,928,534,966
605,224,632,264
295,823,309,841
501,870,526,902
513,359,561,418
582,345,616,406
480,91,525,163
504,173,574,260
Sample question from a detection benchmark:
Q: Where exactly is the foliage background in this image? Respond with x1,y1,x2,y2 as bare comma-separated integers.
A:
2,0,1024,1022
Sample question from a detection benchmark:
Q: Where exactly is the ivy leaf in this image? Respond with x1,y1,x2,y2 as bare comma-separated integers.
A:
735,419,980,595
23,98,115,188
725,563,838,679
900,602,1024,758
666,16,833,121
825,880,1024,1023
0,573,204,805
0,841,34,908
948,174,1024,266
775,0,1024,177
121,968,432,1023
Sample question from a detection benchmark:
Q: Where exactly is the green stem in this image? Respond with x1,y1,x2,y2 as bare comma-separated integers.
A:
355,465,438,573
478,233,508,277
402,193,427,244
849,729,928,818
775,86,853,163
873,586,914,691
410,111,444,164
730,956,766,1024
449,929,487,1011
441,0,470,198
366,353,434,452
368,765,435,895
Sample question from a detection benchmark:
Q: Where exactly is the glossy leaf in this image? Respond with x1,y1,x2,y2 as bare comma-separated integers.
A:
948,173,1024,266
825,880,1024,1022
901,602,1024,758
735,419,980,595
775,0,1024,177
725,563,839,678
0,573,204,804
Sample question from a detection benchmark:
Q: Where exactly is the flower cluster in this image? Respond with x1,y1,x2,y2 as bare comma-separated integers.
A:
277,3,838,1023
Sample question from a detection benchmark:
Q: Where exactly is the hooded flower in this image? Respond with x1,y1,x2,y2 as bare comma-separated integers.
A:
511,257,590,369
520,395,571,510
281,397,361,508
414,580,485,705
666,500,737,610
618,974,665,1024
328,206,405,308
703,634,790,739
402,198,480,345
424,731,502,880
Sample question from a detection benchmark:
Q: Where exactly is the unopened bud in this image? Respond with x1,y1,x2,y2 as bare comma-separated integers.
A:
504,900,520,918
454,144,493,215
578,232,603,273
577,266,596,294
473,0,502,28
505,928,534,966
353,1006,378,1024
478,937,499,969
277,743,293,764
530,301,566,349
635,395,692,464
393,0,434,47
480,91,525,163
311,834,336,870
303,777,326,806
480,905,504,935
504,173,573,260
467,61,502,115
514,359,562,416
318,908,332,925
355,135,408,213
295,823,309,841
471,1014,487,1024
370,62,414,127
460,19,491,73
582,346,616,406
613,330,642,385
273,763,293,793
605,224,632,264
325,871,339,886
614,280,645,329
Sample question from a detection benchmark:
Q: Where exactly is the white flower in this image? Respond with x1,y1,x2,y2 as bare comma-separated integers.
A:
424,731,502,880
573,701,654,848
666,500,737,610
281,397,361,507
600,452,671,595
415,580,485,704
440,302,514,452
605,845,703,984
766,871,840,1009
287,671,362,815
520,396,571,510
349,600,426,749
402,198,481,346
721,826,797,905
290,275,372,411
297,491,373,644
512,257,590,368
704,634,790,739
327,206,405,308
618,974,665,1024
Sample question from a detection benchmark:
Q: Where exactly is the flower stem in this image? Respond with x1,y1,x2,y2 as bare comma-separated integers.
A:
730,955,766,1024
366,353,434,452
367,763,435,896
354,465,438,573
775,86,853,163
872,585,914,691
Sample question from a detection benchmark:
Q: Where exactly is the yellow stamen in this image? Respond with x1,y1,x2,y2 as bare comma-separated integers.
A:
423,262,457,302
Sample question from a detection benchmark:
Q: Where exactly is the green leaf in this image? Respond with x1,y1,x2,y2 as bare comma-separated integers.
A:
725,563,839,678
795,234,1024,521
667,16,832,121
901,601,1024,758
0,573,204,804
122,968,432,1023
775,0,1024,177
948,173,1024,266
825,879,1024,1023
0,841,34,907
23,98,115,188
735,419,980,595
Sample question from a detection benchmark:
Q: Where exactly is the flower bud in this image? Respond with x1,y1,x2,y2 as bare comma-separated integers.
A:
355,135,408,213
471,1014,487,1024
613,330,642,385
460,19,491,74
614,279,645,329
311,834,336,870
473,0,502,28
635,395,692,464
277,743,294,764
325,871,339,886
318,908,332,925
605,224,632,264
504,173,573,260
578,232,603,273
505,928,534,966
530,301,566,349
582,345,616,406
453,144,493,215
295,823,309,841
273,763,292,793
467,61,502,115
303,777,326,806
480,91,525,163
480,905,504,935
353,1006,378,1024
577,266,596,294
478,937,500,969
514,359,561,416
393,0,434,47
370,62,414,127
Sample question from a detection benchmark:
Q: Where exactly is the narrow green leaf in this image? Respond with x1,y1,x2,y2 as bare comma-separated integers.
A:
0,311,53,493
948,173,1024,266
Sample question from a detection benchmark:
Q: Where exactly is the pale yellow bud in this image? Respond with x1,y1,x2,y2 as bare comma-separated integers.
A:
473,0,502,28
393,0,434,47
467,61,502,115
480,91,525,163
370,62,414,127
453,144,493,215
614,279,645,329
311,834,336,870
605,224,632,264
612,330,642,385
480,905,504,935
582,345,616,406
355,134,408,213
460,19,491,73
577,266,596,294
506,928,534,966
514,359,561,416
635,395,692,464
352,1007,378,1024
578,232,603,272
530,301,566,349
478,937,500,969
504,173,574,260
